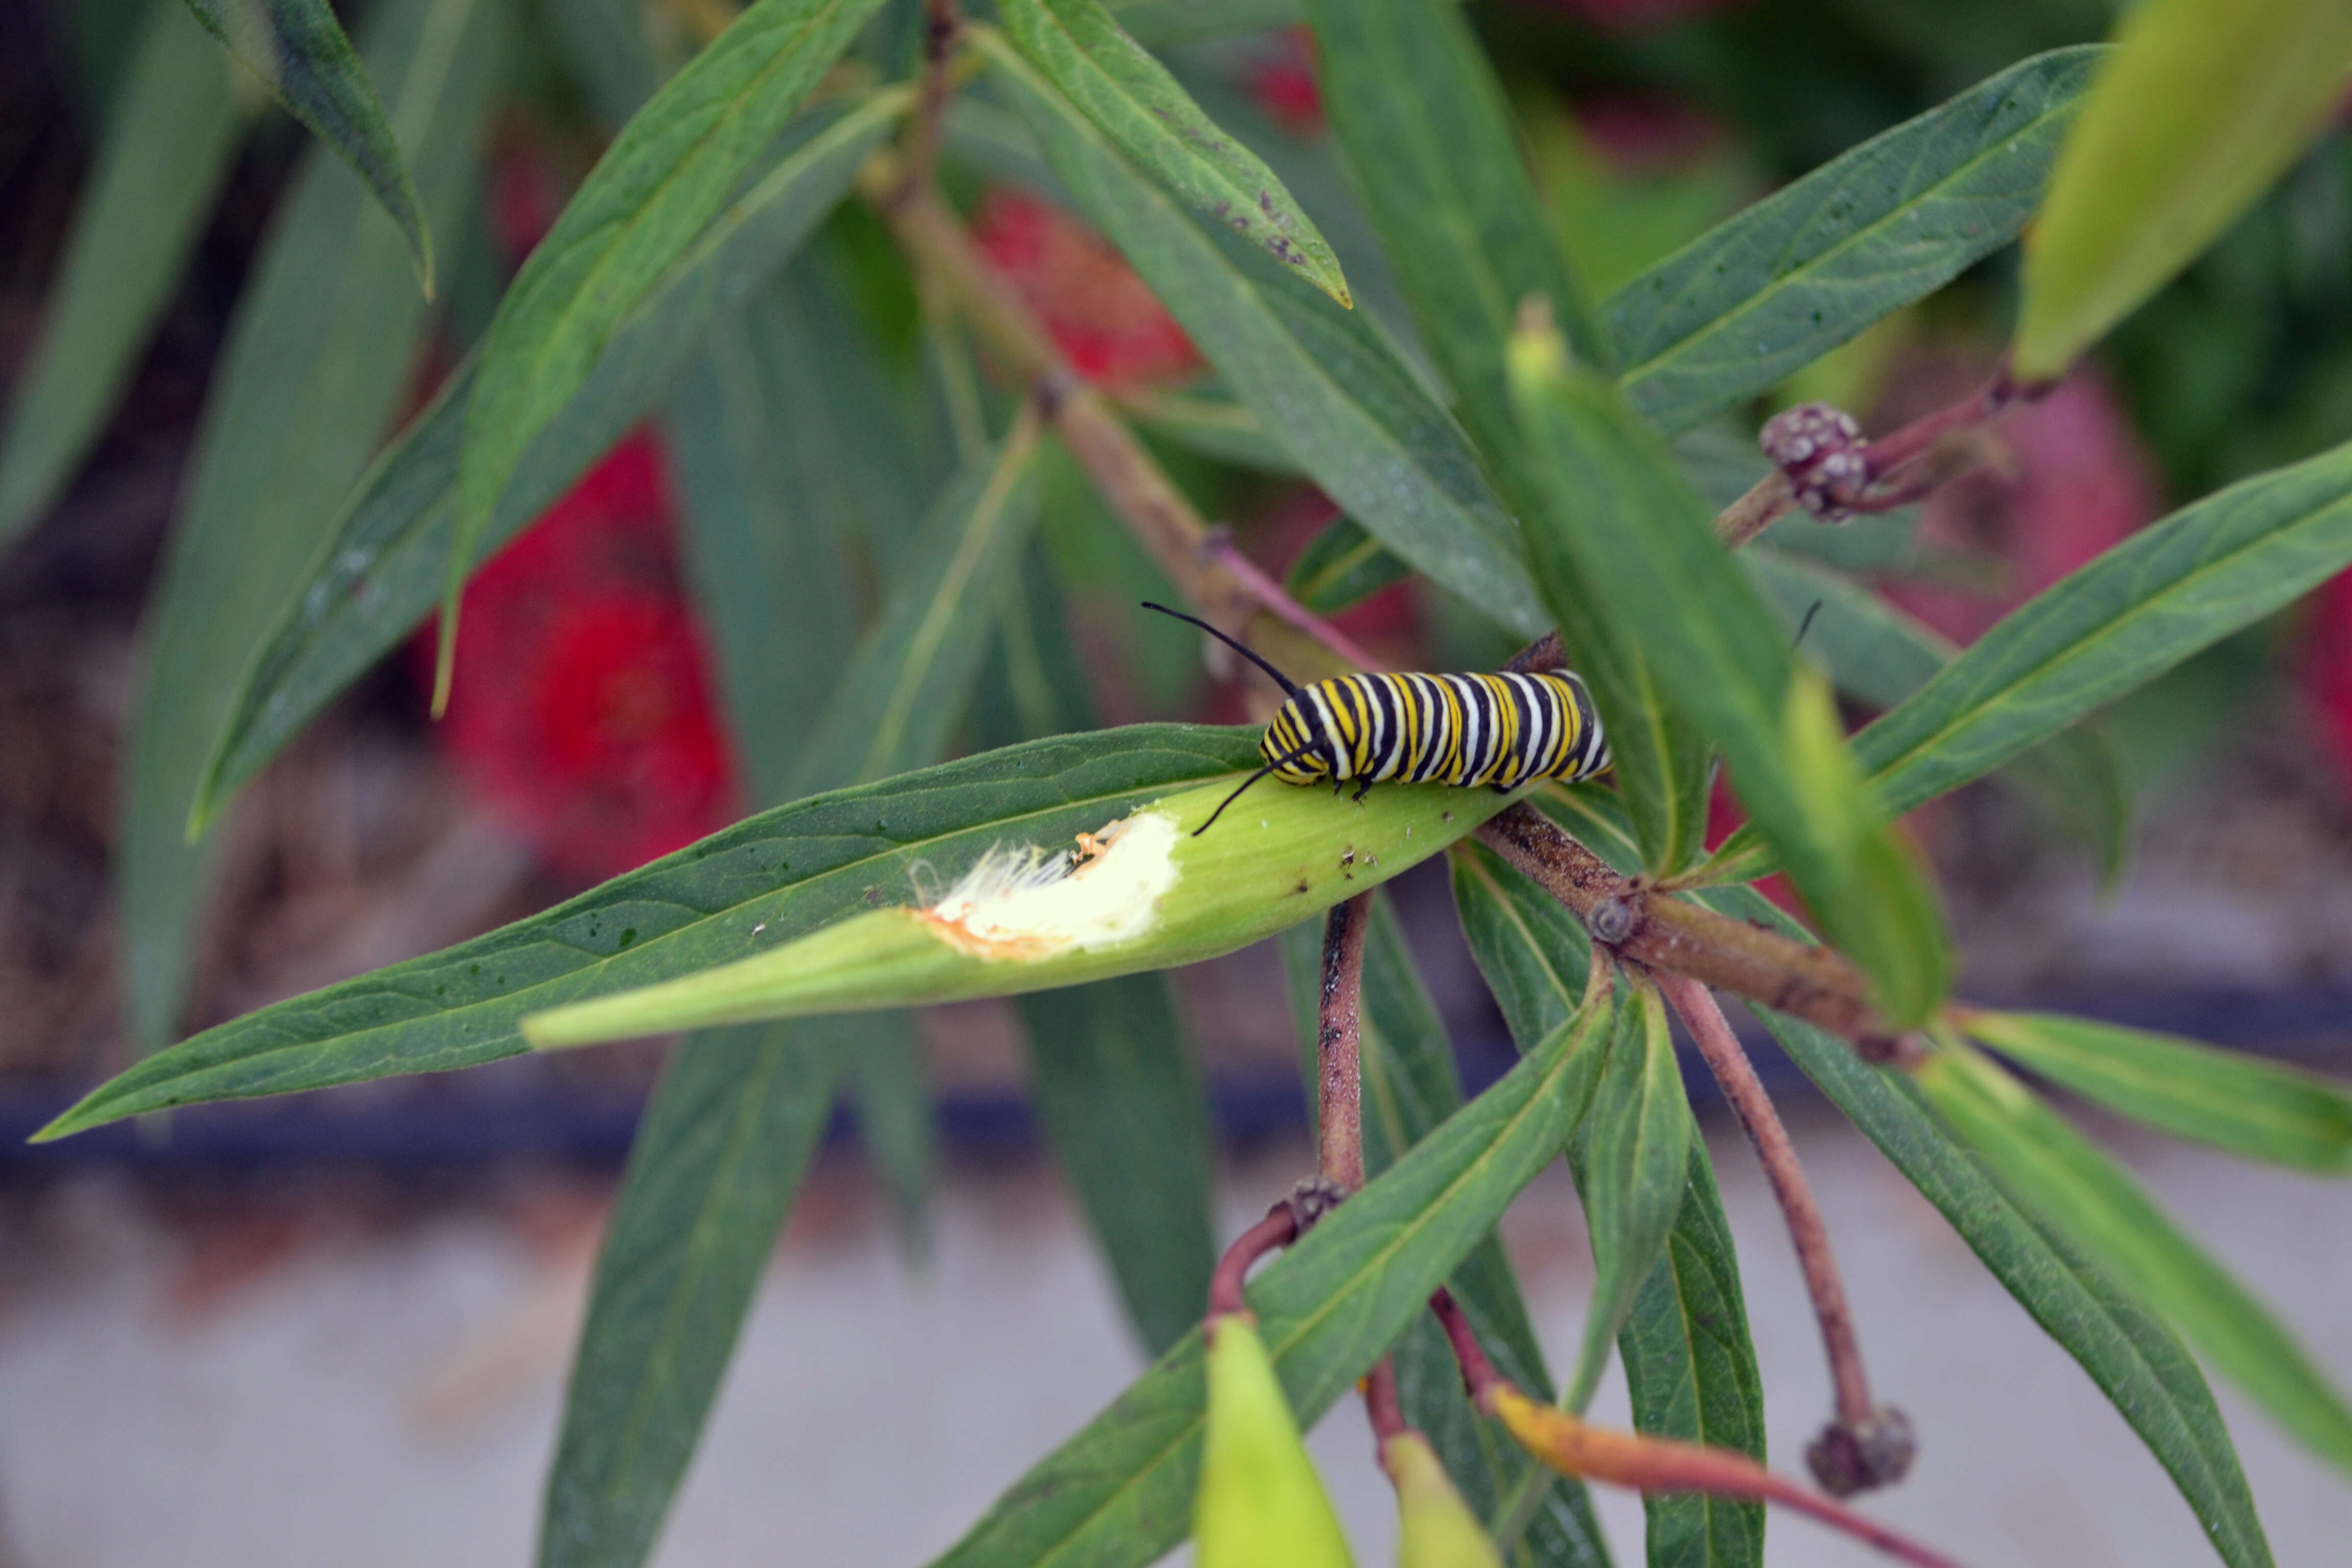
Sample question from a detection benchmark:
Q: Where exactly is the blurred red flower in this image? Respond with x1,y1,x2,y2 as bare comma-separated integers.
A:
420,431,738,883
1246,30,1324,136
2300,569,2352,796
971,189,1199,386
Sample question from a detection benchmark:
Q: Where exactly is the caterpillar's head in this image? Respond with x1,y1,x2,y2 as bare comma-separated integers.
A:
1260,697,1332,784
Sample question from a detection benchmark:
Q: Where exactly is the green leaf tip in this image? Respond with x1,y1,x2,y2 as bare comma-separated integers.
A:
1504,295,1572,395
2013,0,2352,382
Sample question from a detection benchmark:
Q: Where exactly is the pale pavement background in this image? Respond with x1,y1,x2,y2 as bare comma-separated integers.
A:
1,1102,2346,1568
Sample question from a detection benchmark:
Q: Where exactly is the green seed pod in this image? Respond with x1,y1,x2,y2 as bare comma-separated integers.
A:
1196,1313,1356,1568
521,771,1522,1048
1384,1432,1504,1568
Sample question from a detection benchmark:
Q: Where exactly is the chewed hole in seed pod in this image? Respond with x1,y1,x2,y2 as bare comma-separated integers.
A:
921,811,1182,960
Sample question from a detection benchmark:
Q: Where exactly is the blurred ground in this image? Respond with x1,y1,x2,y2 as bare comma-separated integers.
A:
1,1105,2344,1568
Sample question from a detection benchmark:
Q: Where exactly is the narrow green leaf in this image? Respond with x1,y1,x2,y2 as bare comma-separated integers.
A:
1853,435,2352,820
1608,46,2100,435
1746,549,2133,885
1616,1149,1766,1568
928,1010,1599,1568
0,0,250,549
1706,885,2275,1568
1283,514,1410,617
539,1021,847,1568
665,286,860,809
193,93,905,825
439,0,889,707
1020,975,1217,1356
1565,986,1690,1413
1453,842,1765,1568
1507,338,1949,1025
997,0,1349,305
1449,840,1592,1048
182,0,436,288
44,726,1265,1141
1961,1010,2352,1174
1919,1041,2352,1475
118,0,508,1051
978,27,1548,635
848,1014,939,1248
1300,0,1608,467
788,433,1044,796
2014,3,2352,382
1781,665,1952,1030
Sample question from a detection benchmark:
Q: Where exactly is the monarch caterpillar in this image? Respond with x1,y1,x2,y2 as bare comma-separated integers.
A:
1143,604,1612,836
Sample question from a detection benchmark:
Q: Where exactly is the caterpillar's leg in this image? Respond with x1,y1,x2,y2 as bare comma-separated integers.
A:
1352,777,1375,802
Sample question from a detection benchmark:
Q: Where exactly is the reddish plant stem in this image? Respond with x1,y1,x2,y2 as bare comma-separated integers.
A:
1656,970,1873,1427
1208,1206,1297,1319
1317,891,1375,1193
1475,802,1893,1048
1431,1287,1503,1404
1362,1357,1407,1444
898,0,960,202
1203,532,1383,674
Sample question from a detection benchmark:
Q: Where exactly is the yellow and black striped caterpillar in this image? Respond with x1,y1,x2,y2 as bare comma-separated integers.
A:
1144,604,1612,835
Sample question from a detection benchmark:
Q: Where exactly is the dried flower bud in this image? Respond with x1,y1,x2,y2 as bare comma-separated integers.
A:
1196,1314,1356,1568
1384,1431,1504,1568
1760,403,1868,522
521,771,1522,1049
1806,1407,1917,1497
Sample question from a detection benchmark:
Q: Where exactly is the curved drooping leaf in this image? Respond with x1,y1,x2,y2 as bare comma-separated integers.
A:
1564,987,1692,1413
1607,46,2100,435
1451,842,1765,1568
929,1011,1599,1568
787,432,1043,796
1742,550,2134,885
1701,884,2275,1568
1278,898,1614,1568
180,0,435,287
666,287,861,808
46,726,1263,1140
0,0,250,550
997,0,1349,304
194,93,906,824
437,0,890,706
1020,974,1217,1356
1300,0,1609,466
1116,389,1303,475
1958,1010,2352,1174
118,0,509,1052
1508,339,1949,1027
1919,1042,2352,1476
1855,433,2352,819
538,1021,847,1568
2013,2,2352,382
978,27,1548,635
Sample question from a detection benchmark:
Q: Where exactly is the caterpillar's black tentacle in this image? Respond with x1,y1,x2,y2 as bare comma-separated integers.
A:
1140,601,1305,699
1193,741,1322,837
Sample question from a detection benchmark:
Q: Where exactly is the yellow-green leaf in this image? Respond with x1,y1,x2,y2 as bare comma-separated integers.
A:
2013,0,2352,382
1960,1009,2352,1174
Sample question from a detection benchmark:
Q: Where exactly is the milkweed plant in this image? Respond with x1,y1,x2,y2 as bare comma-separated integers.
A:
7,0,2352,1563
